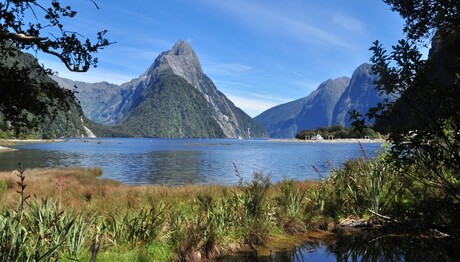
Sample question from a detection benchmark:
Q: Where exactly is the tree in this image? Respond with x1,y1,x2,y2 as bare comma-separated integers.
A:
0,0,110,131
353,0,460,207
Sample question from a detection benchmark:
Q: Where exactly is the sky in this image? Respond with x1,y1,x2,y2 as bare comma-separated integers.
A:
38,0,408,117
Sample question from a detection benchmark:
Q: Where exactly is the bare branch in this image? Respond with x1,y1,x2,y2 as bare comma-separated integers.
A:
0,31,48,43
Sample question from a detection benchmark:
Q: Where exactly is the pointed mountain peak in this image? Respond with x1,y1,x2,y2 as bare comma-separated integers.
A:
143,39,204,89
354,63,372,76
170,39,195,56
316,77,350,92
163,39,202,75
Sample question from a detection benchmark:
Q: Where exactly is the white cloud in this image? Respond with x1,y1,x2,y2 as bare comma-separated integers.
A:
226,93,293,117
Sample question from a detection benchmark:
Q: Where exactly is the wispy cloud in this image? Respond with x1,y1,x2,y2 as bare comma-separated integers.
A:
247,92,294,104
332,13,366,35
226,94,280,117
41,57,135,85
225,91,294,117
201,0,352,49
204,62,253,77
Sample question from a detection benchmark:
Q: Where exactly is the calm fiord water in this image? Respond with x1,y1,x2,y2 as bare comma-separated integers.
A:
0,138,381,185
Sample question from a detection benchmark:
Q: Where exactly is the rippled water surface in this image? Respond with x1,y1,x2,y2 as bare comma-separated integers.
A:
0,138,382,185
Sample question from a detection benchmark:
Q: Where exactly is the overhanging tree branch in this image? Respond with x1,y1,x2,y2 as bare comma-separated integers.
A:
0,31,48,42
0,0,112,132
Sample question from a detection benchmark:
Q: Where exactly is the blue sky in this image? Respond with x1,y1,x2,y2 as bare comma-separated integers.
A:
40,0,408,117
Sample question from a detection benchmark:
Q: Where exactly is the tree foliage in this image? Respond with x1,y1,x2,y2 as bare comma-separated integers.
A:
296,124,379,140
353,0,460,207
0,0,110,132
0,0,110,72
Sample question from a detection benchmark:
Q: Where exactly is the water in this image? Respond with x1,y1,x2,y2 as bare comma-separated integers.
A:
0,138,381,185
218,230,460,261
3,139,459,260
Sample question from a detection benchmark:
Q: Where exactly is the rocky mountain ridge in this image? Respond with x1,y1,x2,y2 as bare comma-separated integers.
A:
255,63,390,138
54,40,266,138
255,77,350,138
332,63,383,126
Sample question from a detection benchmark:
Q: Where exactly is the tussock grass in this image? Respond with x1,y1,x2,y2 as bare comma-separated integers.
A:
0,166,322,261
0,167,316,214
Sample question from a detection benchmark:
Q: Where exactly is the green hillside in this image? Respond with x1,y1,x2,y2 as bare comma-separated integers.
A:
116,70,225,138
0,43,88,139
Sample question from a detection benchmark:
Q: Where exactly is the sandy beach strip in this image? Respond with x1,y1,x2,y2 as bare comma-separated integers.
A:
268,138,385,144
0,145,17,151
0,138,65,151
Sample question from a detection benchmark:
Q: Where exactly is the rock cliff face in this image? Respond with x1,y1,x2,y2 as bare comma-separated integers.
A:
51,77,122,124
255,77,349,138
145,40,265,138
332,63,382,127
55,40,266,138
256,63,391,138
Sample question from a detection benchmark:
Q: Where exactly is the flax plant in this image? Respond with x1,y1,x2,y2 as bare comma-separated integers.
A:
315,146,404,222
241,172,273,246
0,165,81,261
277,180,307,221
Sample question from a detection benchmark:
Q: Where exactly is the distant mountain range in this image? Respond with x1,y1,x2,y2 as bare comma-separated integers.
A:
254,77,350,138
52,40,389,139
255,63,389,138
54,40,266,138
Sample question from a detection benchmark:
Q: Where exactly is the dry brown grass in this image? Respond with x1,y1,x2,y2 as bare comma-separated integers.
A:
0,167,320,216
0,167,238,214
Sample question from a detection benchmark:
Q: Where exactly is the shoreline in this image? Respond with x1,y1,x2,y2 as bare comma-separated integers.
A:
268,138,385,144
0,138,64,149
0,145,16,151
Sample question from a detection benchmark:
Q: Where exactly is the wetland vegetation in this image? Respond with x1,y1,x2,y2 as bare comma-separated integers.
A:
0,141,459,261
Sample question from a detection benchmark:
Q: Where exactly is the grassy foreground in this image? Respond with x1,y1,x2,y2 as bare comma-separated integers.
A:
0,166,323,261
1,144,458,261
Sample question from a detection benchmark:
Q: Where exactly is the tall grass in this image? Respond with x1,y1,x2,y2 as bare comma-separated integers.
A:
309,142,460,239
0,164,329,261
312,146,403,221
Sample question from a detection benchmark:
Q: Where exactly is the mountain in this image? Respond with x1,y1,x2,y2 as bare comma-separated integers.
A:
51,77,123,125
256,63,390,138
0,43,91,139
54,40,266,138
331,63,384,127
255,77,350,138
116,70,226,138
